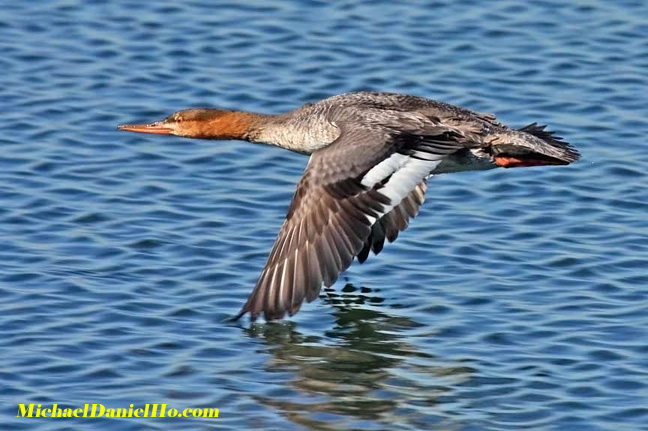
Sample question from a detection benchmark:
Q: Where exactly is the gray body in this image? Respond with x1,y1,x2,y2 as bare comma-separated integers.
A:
234,91,579,321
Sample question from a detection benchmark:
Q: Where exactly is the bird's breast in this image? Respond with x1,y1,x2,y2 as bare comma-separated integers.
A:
259,117,340,154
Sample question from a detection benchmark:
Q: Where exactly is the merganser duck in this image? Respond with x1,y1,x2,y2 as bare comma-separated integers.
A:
118,91,580,321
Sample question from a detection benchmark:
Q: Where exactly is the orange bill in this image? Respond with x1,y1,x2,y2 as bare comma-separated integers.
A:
117,122,172,135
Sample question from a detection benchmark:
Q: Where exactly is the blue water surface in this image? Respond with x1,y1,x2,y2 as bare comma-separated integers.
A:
1,1,647,430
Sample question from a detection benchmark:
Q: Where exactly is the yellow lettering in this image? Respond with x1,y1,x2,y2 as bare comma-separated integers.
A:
92,404,105,417
14,403,220,419
17,404,34,417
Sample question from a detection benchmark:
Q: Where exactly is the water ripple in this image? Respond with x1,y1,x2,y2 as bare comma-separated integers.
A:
1,0,647,430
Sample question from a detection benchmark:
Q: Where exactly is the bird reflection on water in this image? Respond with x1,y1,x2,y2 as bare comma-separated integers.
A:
242,284,476,429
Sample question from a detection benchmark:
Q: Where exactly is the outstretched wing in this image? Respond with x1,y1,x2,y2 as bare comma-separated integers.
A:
234,119,464,321
358,180,427,263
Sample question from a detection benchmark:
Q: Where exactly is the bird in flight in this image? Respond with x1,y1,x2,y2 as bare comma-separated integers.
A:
119,91,579,322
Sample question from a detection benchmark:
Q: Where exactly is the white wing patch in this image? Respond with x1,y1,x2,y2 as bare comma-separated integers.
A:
360,150,443,224
361,153,409,188
379,154,441,209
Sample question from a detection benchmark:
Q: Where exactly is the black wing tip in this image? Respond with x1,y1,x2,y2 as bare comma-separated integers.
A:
227,306,252,323
357,244,370,263
227,308,267,324
263,309,288,321
228,303,294,324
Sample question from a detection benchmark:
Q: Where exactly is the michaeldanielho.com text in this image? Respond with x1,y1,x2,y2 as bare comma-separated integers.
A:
17,404,219,418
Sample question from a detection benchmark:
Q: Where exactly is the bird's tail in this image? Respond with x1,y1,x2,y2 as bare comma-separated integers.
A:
490,123,580,168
